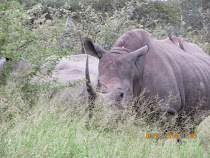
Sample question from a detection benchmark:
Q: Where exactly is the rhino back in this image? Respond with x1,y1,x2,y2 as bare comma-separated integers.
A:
143,39,210,112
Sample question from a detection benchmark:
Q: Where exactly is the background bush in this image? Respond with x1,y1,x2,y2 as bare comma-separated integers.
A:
0,0,209,157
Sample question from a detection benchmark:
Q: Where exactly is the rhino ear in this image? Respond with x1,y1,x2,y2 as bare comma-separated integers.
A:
127,45,149,62
84,37,106,59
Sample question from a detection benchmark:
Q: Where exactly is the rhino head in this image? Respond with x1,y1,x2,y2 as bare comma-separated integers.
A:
84,37,149,105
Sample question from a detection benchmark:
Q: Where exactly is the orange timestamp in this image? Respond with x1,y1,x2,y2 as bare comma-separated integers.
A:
146,133,197,139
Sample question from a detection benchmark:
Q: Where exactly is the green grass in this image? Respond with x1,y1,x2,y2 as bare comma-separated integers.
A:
0,84,209,158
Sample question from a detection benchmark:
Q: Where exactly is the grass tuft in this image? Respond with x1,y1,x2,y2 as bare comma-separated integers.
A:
0,82,209,157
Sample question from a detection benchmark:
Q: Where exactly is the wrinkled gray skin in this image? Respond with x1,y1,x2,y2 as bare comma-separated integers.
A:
1,55,99,101
84,29,210,114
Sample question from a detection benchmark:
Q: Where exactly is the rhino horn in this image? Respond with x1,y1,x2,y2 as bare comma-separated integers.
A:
85,55,97,100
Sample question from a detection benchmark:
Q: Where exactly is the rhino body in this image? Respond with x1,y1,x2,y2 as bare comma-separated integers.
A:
35,54,99,101
0,58,30,74
84,29,210,114
0,57,31,85
1,55,99,101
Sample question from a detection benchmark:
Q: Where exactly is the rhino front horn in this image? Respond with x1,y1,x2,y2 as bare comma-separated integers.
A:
85,55,97,100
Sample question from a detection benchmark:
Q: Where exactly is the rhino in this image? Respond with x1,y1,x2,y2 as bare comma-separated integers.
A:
1,54,99,101
32,54,99,101
0,57,30,74
84,29,210,114
0,57,32,85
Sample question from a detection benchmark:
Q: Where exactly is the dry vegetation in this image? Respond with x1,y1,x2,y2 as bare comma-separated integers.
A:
0,0,209,157
0,81,209,157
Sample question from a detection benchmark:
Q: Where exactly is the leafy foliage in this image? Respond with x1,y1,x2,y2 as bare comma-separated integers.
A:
0,1,209,157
